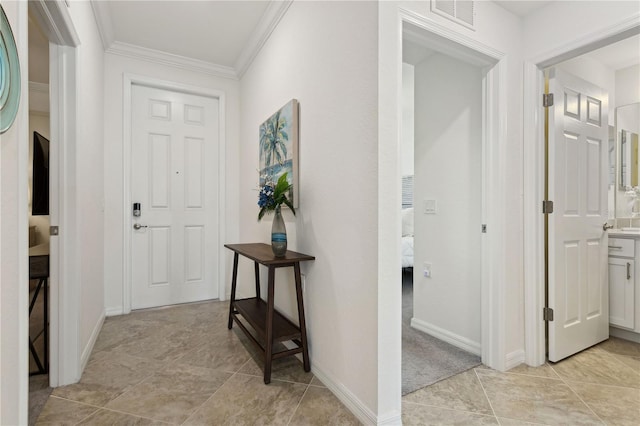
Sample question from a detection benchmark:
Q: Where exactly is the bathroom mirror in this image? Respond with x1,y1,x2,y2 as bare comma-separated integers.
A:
616,102,640,218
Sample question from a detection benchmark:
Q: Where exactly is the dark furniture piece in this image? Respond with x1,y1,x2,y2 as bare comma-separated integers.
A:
225,243,315,384
29,243,49,375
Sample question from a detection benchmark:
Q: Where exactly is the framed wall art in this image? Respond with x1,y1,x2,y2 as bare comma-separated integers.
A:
259,99,299,208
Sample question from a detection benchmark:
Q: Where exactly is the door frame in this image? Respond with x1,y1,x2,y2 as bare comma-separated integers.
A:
30,0,81,388
523,16,640,366
397,7,507,370
122,74,227,314
376,5,509,423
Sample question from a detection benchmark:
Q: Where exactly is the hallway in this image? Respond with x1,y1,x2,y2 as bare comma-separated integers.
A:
36,300,640,425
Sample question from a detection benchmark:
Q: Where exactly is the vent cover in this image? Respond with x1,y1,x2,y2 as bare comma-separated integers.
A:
432,0,475,29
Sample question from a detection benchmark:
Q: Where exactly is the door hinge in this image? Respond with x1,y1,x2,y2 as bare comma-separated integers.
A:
543,307,554,322
543,93,554,107
50,226,59,236
542,200,554,214
481,224,487,233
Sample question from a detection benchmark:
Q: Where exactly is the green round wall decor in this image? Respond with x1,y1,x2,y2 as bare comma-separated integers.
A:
0,5,21,134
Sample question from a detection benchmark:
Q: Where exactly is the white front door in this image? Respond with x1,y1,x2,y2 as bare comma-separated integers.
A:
131,84,219,309
548,68,609,362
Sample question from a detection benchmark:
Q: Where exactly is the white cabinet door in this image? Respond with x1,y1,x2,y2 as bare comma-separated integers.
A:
609,257,635,329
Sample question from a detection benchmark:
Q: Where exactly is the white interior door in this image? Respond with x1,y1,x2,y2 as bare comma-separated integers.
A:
131,84,219,309
548,68,609,362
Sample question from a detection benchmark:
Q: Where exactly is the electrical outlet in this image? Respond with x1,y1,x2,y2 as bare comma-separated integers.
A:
301,273,306,292
423,262,432,278
424,199,437,214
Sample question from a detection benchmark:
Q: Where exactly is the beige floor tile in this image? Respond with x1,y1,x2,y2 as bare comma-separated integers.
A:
52,351,164,406
612,354,640,372
476,369,602,425
175,330,252,373
77,409,168,425
106,325,205,363
402,402,499,425
35,396,98,425
288,386,361,425
568,381,640,426
497,418,551,425
183,373,307,425
550,349,640,388
597,337,640,357
239,352,315,385
403,369,493,415
506,363,559,379
105,363,231,424
310,376,326,387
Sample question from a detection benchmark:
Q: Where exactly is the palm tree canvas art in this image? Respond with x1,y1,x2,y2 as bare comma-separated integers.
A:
259,99,299,207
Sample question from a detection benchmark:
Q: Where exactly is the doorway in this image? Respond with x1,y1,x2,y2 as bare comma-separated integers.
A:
27,11,52,421
524,26,640,367
400,35,486,394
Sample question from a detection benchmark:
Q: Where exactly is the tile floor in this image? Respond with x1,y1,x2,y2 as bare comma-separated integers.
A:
36,300,640,425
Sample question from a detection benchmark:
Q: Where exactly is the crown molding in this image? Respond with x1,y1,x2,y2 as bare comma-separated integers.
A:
106,41,238,80
89,0,293,80
234,0,293,78
90,0,115,50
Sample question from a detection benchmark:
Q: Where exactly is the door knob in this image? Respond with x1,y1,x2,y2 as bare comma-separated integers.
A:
603,222,614,231
133,223,148,230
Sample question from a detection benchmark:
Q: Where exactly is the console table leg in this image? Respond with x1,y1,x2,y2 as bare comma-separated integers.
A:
254,261,261,298
228,253,239,329
294,263,311,372
264,266,276,384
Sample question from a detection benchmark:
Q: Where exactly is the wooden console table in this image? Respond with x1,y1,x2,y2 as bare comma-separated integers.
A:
225,243,315,384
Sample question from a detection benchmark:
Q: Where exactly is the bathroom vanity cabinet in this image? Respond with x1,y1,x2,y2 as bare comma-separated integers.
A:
608,231,640,342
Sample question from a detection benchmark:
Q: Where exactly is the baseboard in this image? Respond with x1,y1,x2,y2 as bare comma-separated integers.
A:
505,349,525,370
410,317,481,356
610,326,640,343
311,361,398,426
80,309,105,373
105,306,124,317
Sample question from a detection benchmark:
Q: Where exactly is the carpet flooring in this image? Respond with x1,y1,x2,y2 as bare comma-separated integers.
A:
402,270,481,395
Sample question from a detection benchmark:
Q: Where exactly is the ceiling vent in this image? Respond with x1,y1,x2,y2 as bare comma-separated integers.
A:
431,0,475,30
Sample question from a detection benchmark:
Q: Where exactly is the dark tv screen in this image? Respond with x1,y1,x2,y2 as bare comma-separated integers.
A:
32,131,49,216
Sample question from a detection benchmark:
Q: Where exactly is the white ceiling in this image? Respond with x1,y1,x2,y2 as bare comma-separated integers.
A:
584,34,640,71
103,0,268,66
91,0,290,77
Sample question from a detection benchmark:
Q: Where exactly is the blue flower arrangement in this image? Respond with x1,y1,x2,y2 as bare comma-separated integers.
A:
258,172,295,220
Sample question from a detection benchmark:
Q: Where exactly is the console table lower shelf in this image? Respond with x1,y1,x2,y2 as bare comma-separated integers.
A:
231,298,306,361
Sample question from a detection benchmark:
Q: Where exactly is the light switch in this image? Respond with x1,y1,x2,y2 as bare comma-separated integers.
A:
423,262,432,278
424,199,437,214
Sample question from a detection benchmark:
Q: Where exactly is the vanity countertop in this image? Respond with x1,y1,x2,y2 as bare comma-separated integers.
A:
609,229,640,237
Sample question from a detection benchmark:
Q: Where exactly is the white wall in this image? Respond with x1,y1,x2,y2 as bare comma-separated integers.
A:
66,0,107,368
0,1,29,423
28,112,50,246
412,53,483,349
239,1,380,421
102,54,240,314
616,64,640,108
402,63,415,176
